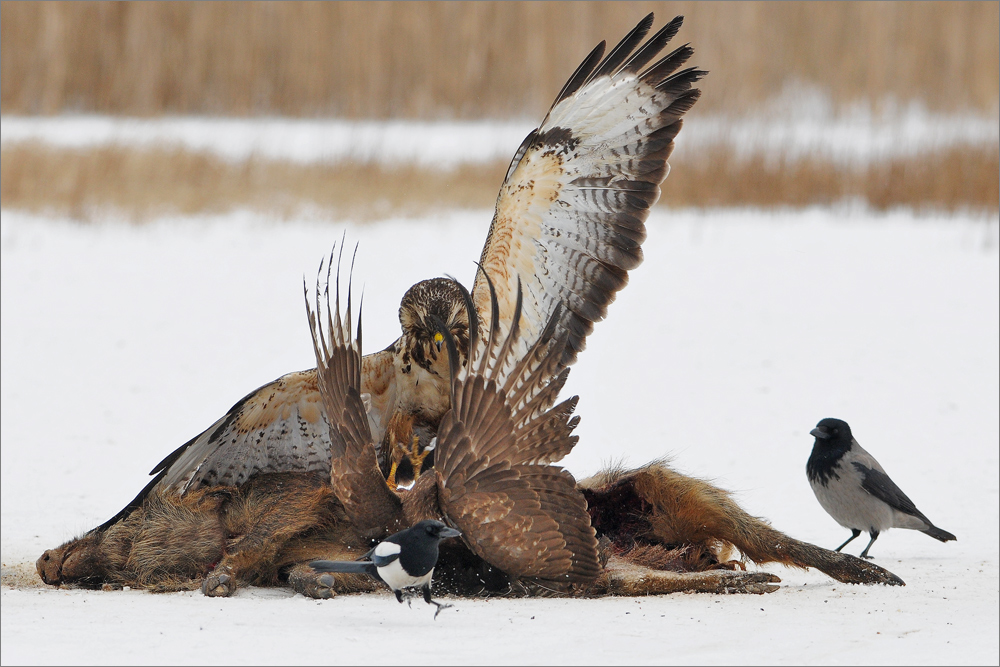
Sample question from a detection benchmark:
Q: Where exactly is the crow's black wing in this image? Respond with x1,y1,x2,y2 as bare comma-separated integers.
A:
853,462,932,523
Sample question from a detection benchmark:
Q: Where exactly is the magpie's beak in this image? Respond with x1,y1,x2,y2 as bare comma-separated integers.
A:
438,526,462,539
810,427,830,439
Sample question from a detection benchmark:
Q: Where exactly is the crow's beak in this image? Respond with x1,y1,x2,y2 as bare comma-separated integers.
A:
810,427,830,439
439,526,462,539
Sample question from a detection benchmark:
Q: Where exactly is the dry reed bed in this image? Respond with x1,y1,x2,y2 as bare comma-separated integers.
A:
2,143,995,221
3,1,997,118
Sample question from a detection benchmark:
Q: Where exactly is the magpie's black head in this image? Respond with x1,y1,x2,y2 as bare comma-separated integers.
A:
807,417,854,485
414,519,462,542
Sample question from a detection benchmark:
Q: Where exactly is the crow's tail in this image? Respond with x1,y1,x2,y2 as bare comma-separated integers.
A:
922,525,957,542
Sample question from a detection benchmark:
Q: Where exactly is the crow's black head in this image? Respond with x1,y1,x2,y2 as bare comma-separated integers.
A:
807,417,854,486
810,418,853,445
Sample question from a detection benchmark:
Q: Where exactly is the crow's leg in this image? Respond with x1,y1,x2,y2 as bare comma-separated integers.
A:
858,531,880,560
835,529,862,553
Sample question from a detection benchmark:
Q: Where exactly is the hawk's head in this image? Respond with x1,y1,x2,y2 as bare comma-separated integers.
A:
397,277,470,384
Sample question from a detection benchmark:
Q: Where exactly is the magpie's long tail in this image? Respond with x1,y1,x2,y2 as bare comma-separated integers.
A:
922,525,957,542
310,560,378,576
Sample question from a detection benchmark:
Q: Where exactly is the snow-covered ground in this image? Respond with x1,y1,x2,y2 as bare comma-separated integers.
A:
2,207,998,664
3,96,997,168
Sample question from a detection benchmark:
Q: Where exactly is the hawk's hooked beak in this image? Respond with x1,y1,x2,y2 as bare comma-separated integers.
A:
433,332,444,353
810,427,830,439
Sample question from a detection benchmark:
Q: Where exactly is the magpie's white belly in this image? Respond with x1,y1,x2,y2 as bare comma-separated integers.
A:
377,559,433,591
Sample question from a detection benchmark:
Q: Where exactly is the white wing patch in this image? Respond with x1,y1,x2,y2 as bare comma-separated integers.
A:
374,541,401,558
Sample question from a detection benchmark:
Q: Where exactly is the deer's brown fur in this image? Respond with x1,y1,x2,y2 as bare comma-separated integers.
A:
37,472,376,596
37,461,903,597
580,460,903,587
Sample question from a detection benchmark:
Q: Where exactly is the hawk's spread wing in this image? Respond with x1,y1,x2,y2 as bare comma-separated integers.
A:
155,370,332,493
98,332,397,532
433,279,599,588
97,369,336,531
474,13,704,367
306,253,404,539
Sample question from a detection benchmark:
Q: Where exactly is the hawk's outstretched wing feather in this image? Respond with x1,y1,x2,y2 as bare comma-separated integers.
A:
432,278,600,588
153,371,332,492
474,13,704,369
97,369,335,530
98,346,397,528
305,251,404,539
99,15,699,543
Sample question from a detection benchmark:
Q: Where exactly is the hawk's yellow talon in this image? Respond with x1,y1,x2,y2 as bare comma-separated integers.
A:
386,459,400,489
408,434,433,480
385,426,433,489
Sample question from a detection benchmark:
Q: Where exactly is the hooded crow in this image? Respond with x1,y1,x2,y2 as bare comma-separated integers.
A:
310,519,461,617
807,417,956,559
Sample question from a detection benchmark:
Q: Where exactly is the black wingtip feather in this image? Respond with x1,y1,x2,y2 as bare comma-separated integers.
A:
641,44,694,86
656,67,708,94
663,88,703,118
622,15,684,74
551,40,606,107
586,12,654,83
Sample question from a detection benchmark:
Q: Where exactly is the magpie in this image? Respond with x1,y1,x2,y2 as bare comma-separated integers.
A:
806,417,956,559
310,519,461,618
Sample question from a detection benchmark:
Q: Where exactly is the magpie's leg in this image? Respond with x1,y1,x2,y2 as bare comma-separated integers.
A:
858,531,879,559
424,584,453,620
394,589,404,604
835,529,862,553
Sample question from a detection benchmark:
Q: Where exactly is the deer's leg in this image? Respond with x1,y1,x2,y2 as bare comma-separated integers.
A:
195,476,333,596
581,463,904,587
600,556,781,595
